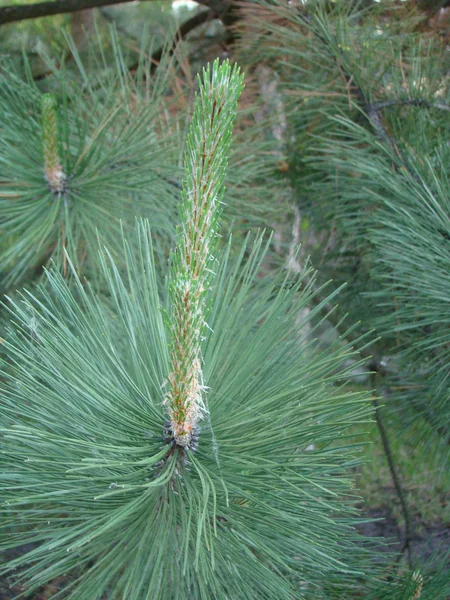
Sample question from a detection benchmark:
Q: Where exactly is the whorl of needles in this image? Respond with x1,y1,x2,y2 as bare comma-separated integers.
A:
165,59,244,448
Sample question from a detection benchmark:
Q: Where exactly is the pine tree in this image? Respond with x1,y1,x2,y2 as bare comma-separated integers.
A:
1,2,449,597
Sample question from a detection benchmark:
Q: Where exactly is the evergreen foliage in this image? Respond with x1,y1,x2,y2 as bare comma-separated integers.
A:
0,35,180,290
235,0,450,448
1,1,449,597
0,59,374,599
0,26,287,292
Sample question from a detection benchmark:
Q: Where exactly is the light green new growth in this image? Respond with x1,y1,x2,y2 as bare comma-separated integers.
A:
166,59,244,448
41,93,65,193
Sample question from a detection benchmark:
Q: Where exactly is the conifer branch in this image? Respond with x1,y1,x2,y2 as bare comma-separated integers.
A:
165,59,244,449
41,94,65,194
302,14,419,170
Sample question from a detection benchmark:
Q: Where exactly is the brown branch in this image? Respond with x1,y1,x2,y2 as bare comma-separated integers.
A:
0,0,147,26
370,370,413,569
0,0,236,28
371,98,450,113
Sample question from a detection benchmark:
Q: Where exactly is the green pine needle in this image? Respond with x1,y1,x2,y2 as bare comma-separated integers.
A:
0,36,180,290
0,223,372,599
0,60,372,599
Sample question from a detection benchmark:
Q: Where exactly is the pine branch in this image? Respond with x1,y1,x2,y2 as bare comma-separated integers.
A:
301,11,421,173
0,41,180,288
0,55,374,591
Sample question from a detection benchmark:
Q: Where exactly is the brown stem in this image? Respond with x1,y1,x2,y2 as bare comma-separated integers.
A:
309,289,414,564
371,98,450,113
370,368,413,569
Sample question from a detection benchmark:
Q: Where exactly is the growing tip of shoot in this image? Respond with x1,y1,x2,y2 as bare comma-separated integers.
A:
41,93,66,194
165,59,244,450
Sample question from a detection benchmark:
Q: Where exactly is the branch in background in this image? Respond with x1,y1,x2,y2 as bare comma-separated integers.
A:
142,10,215,74
371,98,450,112
0,0,235,27
0,0,151,26
10,0,232,83
33,8,214,82
131,2,239,76
309,284,415,565
370,371,413,569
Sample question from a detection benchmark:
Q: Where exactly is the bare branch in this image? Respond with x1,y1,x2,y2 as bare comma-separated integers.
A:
371,98,450,113
0,0,234,27
0,0,148,26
